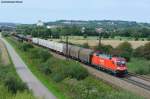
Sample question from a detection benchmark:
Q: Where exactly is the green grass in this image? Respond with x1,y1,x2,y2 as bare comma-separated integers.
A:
0,43,35,98
0,84,34,99
6,37,144,99
127,58,150,75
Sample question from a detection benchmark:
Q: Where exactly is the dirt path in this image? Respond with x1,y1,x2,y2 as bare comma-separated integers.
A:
0,37,57,99
0,38,10,65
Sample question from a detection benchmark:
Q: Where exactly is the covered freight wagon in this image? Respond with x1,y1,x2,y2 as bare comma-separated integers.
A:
79,48,94,63
32,38,39,44
62,44,73,56
53,42,64,53
69,46,81,59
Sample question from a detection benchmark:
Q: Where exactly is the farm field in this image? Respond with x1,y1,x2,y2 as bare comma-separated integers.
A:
5,36,144,99
51,36,149,49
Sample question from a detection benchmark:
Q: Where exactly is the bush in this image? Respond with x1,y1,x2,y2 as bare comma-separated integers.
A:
113,42,133,61
39,61,52,75
133,42,150,60
83,34,87,39
51,73,64,82
134,37,139,41
147,36,150,41
143,42,150,60
133,46,144,57
95,44,113,54
19,42,33,51
29,48,52,62
45,59,88,82
4,76,28,94
82,43,89,48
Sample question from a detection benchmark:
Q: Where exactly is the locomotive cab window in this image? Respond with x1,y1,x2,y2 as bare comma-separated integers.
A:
117,61,126,66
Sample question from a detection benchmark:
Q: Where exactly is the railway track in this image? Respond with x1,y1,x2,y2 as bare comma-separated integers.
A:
128,72,150,82
123,72,150,91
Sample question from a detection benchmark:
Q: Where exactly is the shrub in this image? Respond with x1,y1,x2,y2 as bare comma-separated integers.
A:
83,34,87,39
141,38,144,41
45,58,88,82
29,48,52,62
133,42,150,60
134,37,139,41
64,62,88,80
113,42,133,61
147,36,150,41
143,42,150,60
39,61,52,75
4,76,28,94
133,46,144,57
82,43,89,48
19,43,33,51
95,44,113,54
51,73,64,82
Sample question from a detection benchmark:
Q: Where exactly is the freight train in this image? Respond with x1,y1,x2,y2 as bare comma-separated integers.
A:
13,34,128,76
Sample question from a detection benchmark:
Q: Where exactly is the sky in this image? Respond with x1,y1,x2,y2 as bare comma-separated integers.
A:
0,0,150,24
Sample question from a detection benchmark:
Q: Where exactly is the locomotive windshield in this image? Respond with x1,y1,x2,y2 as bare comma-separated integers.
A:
117,61,126,66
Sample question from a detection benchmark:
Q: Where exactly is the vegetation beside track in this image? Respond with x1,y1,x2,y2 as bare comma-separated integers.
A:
127,58,150,75
6,36,144,99
0,39,35,99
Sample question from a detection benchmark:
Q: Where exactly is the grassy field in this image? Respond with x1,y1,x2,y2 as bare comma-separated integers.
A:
0,40,35,99
5,36,144,99
127,58,150,75
51,36,149,49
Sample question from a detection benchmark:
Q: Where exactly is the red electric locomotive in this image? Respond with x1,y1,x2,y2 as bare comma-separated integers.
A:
91,51,128,75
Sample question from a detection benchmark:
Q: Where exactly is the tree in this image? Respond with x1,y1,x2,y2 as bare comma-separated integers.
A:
95,44,113,54
83,34,87,39
143,42,150,60
114,42,133,61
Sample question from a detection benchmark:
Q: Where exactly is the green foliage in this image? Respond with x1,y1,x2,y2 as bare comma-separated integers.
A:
4,76,28,94
147,36,150,41
46,59,88,82
127,58,150,74
29,48,52,62
133,42,150,60
62,77,143,99
83,34,87,39
0,56,33,98
95,44,113,54
19,42,33,51
1,32,9,37
39,62,52,75
113,42,133,61
134,37,139,41
82,43,89,48
0,84,34,99
133,46,144,57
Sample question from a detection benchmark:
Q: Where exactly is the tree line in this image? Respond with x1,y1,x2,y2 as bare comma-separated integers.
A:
15,25,150,40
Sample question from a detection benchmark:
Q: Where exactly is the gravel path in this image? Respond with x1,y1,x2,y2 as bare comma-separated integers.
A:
0,37,57,99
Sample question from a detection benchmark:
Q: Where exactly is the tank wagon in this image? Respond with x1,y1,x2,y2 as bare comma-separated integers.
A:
14,35,128,76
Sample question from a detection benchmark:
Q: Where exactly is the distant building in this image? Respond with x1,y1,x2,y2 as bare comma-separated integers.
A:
37,20,44,26
46,25,61,29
